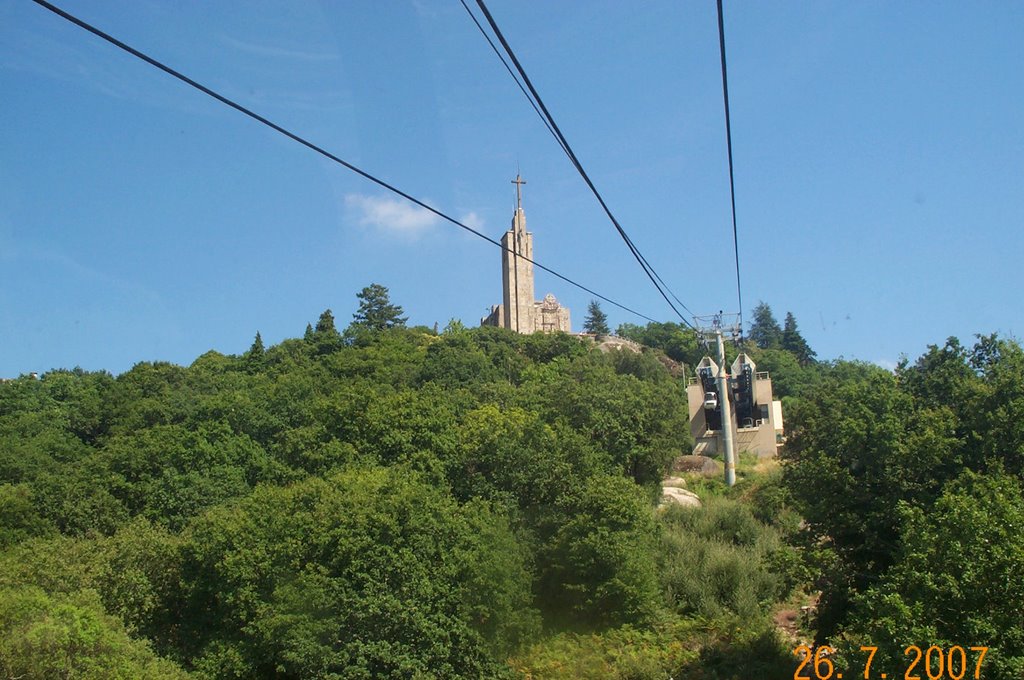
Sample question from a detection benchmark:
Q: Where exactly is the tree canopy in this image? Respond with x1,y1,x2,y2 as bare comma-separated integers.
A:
781,333,1024,678
846,469,1024,679
2,288,1019,679
0,306,707,677
351,283,407,331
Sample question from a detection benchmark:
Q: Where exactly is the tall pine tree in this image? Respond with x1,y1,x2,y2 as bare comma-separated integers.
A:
352,284,407,331
244,331,265,371
315,310,339,336
781,312,816,365
310,310,343,354
748,302,783,349
583,300,610,338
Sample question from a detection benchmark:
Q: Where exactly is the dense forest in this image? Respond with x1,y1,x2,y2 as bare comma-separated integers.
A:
1,289,1021,679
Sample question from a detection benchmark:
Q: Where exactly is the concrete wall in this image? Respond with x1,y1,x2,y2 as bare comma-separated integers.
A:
686,367,783,459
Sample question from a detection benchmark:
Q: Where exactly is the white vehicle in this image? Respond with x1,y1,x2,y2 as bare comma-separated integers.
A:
703,391,719,410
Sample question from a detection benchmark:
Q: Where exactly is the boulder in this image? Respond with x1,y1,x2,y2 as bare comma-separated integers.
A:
672,455,721,476
660,485,702,508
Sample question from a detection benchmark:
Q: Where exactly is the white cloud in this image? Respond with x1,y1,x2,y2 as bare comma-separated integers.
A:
345,194,439,239
459,211,484,231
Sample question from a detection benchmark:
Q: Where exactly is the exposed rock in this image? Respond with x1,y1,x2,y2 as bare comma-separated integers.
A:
653,353,684,377
660,485,702,508
662,476,687,489
672,455,721,476
593,335,643,354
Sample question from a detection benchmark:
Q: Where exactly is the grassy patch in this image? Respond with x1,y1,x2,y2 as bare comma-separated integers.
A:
508,615,702,679
509,615,794,680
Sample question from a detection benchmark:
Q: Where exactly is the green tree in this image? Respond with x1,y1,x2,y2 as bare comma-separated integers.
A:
418,334,500,388
537,474,660,627
0,586,189,679
896,337,977,409
93,421,278,530
0,520,183,648
781,312,816,365
748,347,811,399
247,331,264,357
606,346,674,383
782,366,959,638
243,331,264,371
658,499,790,620
178,468,535,677
528,356,687,484
782,337,1024,647
443,318,467,335
846,470,1024,680
308,309,343,355
0,484,52,549
583,300,610,338
615,321,702,366
964,336,1024,476
38,368,113,445
452,405,588,509
748,302,782,349
30,464,129,537
352,283,407,330
314,309,338,336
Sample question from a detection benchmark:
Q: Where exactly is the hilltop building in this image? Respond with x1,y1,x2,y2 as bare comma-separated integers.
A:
481,175,571,333
686,353,783,459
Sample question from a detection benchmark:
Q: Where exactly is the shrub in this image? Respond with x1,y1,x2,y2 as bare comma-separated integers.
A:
0,586,188,679
658,499,788,619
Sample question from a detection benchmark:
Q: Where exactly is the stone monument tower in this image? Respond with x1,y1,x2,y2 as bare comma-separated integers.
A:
482,175,571,333
502,175,535,332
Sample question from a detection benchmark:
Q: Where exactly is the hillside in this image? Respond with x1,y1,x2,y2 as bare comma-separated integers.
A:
1,299,1022,678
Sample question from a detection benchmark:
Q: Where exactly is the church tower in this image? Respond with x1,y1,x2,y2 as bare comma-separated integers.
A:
481,175,571,334
501,175,535,333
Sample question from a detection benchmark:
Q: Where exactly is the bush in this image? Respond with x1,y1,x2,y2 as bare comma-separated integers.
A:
660,496,773,548
537,475,661,628
658,499,788,619
675,624,794,680
0,586,189,679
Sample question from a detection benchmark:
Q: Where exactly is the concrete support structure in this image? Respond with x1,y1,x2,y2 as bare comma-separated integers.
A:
715,332,737,486
686,352,784,462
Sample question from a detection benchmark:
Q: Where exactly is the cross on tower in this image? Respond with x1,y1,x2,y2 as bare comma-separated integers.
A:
512,174,526,211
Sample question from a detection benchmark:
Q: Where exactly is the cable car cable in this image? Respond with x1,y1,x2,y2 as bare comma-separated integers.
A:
29,0,660,324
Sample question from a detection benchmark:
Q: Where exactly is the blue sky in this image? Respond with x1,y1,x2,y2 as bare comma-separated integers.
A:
2,0,1022,376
